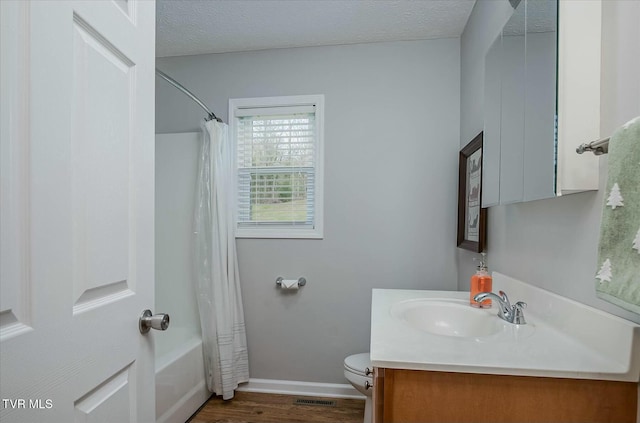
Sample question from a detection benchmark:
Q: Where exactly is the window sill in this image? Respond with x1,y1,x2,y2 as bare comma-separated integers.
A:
235,227,323,239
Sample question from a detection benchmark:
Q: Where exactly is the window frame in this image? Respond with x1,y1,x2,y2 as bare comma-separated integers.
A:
229,95,324,239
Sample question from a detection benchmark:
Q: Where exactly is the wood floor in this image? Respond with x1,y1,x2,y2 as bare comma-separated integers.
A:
188,391,365,423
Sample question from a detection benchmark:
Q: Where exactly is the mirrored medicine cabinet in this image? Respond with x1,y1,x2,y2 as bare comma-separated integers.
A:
482,0,601,207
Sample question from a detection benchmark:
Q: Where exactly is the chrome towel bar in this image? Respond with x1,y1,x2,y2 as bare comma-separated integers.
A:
576,137,609,155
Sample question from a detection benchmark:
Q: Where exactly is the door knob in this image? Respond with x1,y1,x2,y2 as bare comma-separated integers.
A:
139,310,170,334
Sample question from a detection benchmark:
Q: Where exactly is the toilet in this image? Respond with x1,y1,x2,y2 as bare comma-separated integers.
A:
344,353,373,423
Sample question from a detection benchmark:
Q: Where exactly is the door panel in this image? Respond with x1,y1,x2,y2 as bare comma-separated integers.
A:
0,0,32,340
0,1,156,422
71,13,134,308
74,363,134,423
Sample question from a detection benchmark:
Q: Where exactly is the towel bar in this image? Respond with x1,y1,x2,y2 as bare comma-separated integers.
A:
576,137,609,155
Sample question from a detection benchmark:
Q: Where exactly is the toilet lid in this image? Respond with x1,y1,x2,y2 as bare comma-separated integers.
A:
344,353,372,376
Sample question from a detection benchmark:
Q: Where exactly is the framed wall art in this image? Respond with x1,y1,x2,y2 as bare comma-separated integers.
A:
457,132,487,252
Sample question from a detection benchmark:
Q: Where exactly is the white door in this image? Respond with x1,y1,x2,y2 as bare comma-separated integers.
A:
0,1,156,422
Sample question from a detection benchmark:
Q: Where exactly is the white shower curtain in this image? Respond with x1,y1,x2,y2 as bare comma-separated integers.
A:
194,119,249,400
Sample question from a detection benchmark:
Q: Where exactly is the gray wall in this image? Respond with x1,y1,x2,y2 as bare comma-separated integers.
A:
156,39,461,383
458,0,640,324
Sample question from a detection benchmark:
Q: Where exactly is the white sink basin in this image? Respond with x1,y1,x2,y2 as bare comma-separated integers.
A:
390,298,507,338
373,276,640,381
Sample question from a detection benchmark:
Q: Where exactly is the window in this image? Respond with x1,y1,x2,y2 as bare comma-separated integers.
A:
230,95,324,239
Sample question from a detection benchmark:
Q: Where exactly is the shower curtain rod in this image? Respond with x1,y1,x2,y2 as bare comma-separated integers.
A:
155,68,222,122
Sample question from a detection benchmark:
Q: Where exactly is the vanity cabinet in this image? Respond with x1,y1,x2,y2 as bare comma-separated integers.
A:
373,368,637,423
482,0,601,207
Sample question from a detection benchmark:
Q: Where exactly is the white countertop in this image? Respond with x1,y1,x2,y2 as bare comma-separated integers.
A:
370,273,640,382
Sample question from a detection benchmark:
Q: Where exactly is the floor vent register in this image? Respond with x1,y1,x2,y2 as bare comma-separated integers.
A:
293,398,337,407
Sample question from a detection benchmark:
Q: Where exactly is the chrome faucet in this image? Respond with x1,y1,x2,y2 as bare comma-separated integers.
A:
473,291,527,325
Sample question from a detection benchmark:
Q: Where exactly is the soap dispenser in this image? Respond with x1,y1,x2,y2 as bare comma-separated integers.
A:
470,252,492,308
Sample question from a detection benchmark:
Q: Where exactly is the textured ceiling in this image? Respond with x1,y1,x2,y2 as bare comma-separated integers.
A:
503,0,556,36
156,0,476,57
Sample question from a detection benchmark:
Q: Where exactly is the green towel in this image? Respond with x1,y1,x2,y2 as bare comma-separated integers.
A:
595,116,640,314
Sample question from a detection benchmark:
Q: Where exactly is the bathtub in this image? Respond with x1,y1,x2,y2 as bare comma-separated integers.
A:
156,133,210,423
155,331,210,423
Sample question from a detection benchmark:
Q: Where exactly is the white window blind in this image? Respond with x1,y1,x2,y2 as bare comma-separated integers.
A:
231,96,324,239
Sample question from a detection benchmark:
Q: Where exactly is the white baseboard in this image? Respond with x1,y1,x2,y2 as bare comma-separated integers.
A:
237,378,365,400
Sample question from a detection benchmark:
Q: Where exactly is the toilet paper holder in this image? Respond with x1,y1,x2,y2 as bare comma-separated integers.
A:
275,276,307,288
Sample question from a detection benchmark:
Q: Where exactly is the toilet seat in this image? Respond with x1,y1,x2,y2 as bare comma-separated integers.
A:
344,353,372,377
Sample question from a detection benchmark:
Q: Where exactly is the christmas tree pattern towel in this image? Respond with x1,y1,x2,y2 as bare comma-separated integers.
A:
595,116,640,314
